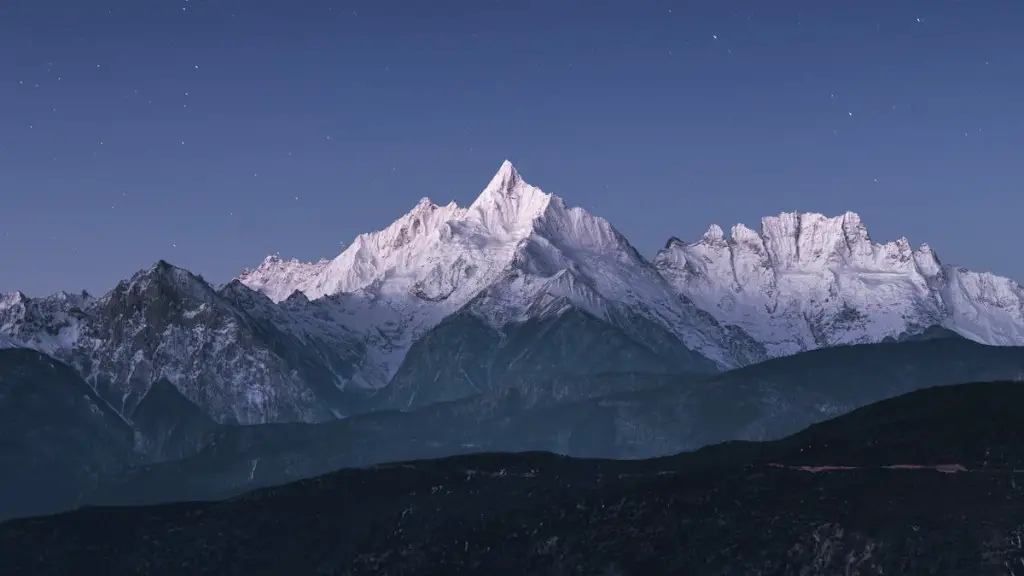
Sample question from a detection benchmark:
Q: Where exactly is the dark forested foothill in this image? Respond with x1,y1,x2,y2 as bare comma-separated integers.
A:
3,380,1024,575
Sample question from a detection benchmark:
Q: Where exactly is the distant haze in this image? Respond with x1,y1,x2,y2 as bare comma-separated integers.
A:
1,1,1021,295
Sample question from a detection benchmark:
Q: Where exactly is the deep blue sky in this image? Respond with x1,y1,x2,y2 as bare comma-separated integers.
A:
1,1,1021,296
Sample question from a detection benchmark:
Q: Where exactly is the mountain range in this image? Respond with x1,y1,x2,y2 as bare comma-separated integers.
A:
5,159,1024,574
4,160,1024,427
83,336,1024,509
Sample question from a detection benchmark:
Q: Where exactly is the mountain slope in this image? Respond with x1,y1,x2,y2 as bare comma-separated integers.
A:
0,348,135,522
656,211,1024,355
6,380,1024,575
380,307,717,411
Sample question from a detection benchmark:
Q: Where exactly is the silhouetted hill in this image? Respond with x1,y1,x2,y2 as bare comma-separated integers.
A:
0,349,135,522
3,380,1024,575
91,338,1024,507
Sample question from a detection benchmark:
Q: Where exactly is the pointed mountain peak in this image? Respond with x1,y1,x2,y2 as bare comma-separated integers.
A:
730,223,761,244
663,236,685,250
701,224,727,244
486,159,521,194
143,259,205,283
841,210,863,223
839,210,871,241
413,196,438,211
140,259,189,284
362,195,467,254
1,290,29,304
120,260,214,300
284,289,310,305
467,160,554,233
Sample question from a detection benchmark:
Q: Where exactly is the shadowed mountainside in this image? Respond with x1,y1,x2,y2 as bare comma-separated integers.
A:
90,337,1024,508
0,349,136,521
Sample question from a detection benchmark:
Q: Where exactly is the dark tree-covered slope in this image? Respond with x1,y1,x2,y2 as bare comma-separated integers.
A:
92,338,1024,508
0,348,135,522
3,380,1024,575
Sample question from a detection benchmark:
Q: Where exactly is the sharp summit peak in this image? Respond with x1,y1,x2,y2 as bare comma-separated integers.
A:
484,159,523,192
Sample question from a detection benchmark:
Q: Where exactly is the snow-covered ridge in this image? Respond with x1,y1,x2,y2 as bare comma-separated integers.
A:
238,161,556,303
655,211,1024,355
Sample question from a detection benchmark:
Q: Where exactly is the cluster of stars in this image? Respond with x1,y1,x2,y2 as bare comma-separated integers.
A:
0,2,1012,270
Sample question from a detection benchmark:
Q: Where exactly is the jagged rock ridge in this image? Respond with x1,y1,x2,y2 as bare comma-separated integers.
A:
0,262,367,424
655,211,1024,355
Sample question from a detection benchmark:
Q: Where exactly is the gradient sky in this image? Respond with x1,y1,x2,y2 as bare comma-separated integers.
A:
1,0,1021,296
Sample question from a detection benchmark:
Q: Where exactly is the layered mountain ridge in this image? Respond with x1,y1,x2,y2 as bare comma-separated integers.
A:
3,160,1024,425
7,380,1024,575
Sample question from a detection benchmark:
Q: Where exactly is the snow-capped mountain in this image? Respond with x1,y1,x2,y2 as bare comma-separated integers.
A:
655,211,1024,356
0,262,368,424
239,161,766,391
